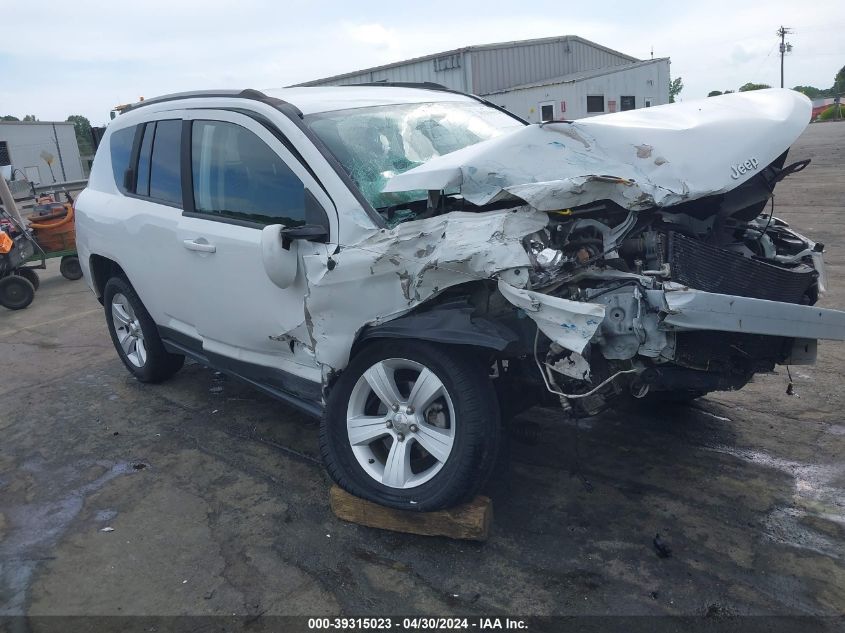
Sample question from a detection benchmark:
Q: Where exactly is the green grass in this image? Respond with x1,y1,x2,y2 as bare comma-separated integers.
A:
817,104,844,121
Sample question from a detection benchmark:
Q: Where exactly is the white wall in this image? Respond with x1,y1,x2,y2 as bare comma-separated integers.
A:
485,60,670,122
0,122,84,184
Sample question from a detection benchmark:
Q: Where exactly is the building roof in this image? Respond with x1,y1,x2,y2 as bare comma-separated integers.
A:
294,35,639,87
0,120,74,126
482,57,670,95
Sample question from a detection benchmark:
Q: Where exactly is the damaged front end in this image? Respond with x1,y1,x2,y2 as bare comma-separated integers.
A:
371,89,845,415
499,210,844,415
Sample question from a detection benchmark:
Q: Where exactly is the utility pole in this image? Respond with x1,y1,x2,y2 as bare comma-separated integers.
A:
777,26,793,88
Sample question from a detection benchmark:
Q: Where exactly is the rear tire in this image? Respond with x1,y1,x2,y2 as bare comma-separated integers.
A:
0,275,35,310
103,276,184,383
14,268,40,291
320,340,501,511
60,255,83,280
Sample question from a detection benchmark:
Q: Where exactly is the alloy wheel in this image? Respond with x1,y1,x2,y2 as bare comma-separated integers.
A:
346,358,456,489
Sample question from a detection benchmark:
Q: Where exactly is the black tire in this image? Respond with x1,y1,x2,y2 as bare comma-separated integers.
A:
14,268,40,291
60,255,83,280
0,275,35,310
103,276,185,383
320,340,501,511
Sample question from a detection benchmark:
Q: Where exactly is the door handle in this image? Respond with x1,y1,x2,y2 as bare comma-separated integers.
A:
183,239,216,253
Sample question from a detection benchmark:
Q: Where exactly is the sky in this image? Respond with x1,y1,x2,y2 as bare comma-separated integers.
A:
0,0,843,125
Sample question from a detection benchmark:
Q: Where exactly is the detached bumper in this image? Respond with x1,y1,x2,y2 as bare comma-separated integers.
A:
657,285,845,341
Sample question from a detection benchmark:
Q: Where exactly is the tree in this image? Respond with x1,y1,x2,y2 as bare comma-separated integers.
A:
22,114,38,121
1,115,20,121
738,82,771,92
67,115,94,157
833,65,845,95
669,77,684,103
793,85,824,99
707,90,723,97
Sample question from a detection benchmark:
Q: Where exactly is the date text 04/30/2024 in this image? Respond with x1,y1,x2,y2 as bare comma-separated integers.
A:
307,617,528,630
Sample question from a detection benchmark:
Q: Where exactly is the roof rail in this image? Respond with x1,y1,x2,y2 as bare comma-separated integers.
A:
355,81,451,91
120,89,273,114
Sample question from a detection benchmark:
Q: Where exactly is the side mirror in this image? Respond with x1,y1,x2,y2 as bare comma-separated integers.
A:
261,190,331,289
261,225,299,289
279,224,328,250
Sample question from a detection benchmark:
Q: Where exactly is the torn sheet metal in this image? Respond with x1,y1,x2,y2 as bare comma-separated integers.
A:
300,207,548,370
384,89,811,211
497,280,605,354
659,284,845,340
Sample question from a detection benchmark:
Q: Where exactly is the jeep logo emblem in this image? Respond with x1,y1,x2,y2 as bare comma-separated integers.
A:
731,157,759,179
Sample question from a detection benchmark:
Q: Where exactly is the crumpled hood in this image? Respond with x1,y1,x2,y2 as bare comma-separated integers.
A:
383,89,811,211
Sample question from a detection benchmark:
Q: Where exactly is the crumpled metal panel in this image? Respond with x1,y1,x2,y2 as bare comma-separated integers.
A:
497,280,605,354
660,284,845,340
300,207,548,370
384,89,811,211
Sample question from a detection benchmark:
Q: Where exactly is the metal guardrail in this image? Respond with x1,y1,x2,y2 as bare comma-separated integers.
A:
31,179,89,195
6,178,87,201
1,179,88,216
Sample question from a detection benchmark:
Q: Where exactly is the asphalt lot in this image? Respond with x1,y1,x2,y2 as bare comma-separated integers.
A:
1,122,844,621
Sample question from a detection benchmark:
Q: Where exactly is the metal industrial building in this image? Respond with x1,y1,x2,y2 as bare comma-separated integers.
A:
0,121,85,186
297,35,670,122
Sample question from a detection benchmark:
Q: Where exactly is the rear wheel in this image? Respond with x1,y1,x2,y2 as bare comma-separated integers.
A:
14,268,40,291
0,275,35,310
60,255,83,280
103,277,184,382
320,341,501,511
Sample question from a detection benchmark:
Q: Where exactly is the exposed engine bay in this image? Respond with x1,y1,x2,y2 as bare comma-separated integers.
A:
514,154,823,415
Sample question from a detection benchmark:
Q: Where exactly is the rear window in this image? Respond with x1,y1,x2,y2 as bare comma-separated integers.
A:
135,122,155,197
148,120,182,206
109,126,136,193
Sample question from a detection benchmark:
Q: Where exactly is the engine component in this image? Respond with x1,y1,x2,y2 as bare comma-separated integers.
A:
620,231,665,271
667,232,817,304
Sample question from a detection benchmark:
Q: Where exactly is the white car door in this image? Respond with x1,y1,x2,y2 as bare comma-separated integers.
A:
111,113,202,334
175,110,336,396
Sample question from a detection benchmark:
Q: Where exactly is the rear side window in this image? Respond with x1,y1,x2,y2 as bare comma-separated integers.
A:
110,127,136,193
135,123,155,197
190,120,305,226
148,120,182,206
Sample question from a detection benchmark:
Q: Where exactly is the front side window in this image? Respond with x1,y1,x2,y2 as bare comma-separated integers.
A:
305,101,523,211
109,126,136,193
587,95,605,113
191,120,305,227
148,120,182,205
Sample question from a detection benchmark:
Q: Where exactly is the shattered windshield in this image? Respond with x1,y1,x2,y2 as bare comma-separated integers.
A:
305,101,524,216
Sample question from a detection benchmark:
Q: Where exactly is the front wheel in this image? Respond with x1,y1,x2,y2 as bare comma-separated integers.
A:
320,341,501,511
103,276,184,383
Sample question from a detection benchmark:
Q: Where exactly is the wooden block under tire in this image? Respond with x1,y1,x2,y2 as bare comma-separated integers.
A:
329,485,492,542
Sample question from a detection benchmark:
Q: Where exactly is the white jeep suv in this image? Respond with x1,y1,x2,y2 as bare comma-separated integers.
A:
76,85,845,511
